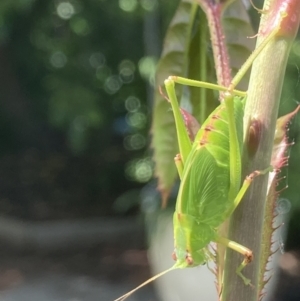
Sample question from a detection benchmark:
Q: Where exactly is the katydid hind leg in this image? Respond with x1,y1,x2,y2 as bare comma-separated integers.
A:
214,166,273,284
224,92,242,199
226,165,273,218
215,236,253,285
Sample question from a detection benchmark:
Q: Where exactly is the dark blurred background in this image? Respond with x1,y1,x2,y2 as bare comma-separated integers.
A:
0,0,299,301
0,0,171,220
0,1,174,300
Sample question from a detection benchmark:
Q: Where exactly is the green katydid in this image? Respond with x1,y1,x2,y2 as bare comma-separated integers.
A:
114,7,289,301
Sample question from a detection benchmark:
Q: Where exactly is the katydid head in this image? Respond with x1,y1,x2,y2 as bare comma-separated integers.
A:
113,266,177,301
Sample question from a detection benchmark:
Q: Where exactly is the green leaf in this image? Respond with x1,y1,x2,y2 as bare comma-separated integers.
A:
151,0,200,205
187,8,218,124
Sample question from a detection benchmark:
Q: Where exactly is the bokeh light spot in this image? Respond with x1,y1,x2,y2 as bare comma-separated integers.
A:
135,160,152,182
57,2,75,20
125,96,140,112
119,0,137,12
138,56,157,84
119,60,135,72
126,112,147,129
104,75,122,94
125,158,153,183
119,70,134,84
50,51,67,68
124,134,146,150
141,0,157,11
119,60,135,83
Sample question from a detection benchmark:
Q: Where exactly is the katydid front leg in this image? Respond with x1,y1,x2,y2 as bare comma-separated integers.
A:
164,79,192,167
216,236,253,285
215,166,273,285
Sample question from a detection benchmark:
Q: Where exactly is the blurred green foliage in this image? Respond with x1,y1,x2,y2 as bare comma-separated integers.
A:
0,0,179,215
1,0,146,154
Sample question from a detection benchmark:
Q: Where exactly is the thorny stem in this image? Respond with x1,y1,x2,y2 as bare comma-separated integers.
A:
221,1,300,301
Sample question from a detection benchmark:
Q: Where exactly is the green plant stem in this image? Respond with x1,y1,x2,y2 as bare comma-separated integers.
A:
221,1,300,301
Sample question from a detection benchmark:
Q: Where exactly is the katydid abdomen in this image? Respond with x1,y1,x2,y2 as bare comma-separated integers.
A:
173,212,215,268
